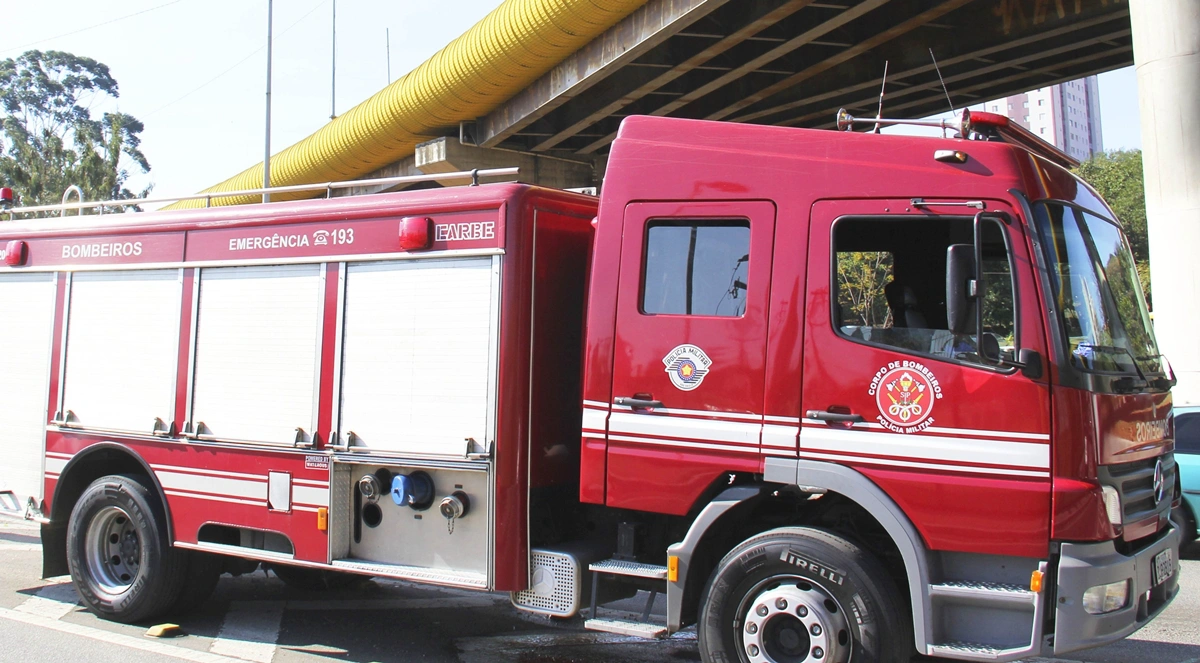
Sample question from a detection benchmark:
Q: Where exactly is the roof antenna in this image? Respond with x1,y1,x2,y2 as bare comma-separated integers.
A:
929,48,955,137
872,61,889,134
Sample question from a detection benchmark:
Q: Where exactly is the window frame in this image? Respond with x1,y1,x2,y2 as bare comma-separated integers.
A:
828,213,1021,374
638,217,752,319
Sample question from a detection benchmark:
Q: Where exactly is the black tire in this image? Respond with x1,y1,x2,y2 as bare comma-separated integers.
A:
270,565,373,591
169,550,224,614
698,526,912,663
66,474,187,623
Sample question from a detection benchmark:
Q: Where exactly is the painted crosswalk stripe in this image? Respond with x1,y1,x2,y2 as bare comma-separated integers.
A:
0,606,248,663
210,600,284,663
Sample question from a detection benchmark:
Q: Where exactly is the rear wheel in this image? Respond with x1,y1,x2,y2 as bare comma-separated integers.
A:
67,474,186,623
698,526,912,663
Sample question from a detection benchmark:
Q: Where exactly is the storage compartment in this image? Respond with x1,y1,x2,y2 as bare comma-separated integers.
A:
330,460,491,588
0,272,56,501
337,258,497,456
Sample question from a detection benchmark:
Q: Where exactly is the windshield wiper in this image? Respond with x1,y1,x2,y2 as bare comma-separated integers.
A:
1078,344,1149,392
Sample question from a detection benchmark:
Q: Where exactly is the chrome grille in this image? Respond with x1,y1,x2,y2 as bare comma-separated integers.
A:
1100,453,1176,530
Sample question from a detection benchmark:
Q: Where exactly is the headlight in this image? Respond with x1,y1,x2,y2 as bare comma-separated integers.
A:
1101,485,1122,526
1083,579,1130,614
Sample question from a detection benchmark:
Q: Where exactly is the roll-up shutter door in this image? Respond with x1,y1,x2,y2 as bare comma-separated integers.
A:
339,258,495,455
63,270,180,434
0,273,56,501
192,264,322,444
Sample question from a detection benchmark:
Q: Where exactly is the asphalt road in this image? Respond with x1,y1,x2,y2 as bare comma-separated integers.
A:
1,519,1197,663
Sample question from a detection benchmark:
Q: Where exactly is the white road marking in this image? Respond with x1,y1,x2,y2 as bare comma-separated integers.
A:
210,601,283,663
0,606,247,663
15,581,79,620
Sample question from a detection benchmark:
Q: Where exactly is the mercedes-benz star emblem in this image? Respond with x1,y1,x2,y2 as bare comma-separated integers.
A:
1153,459,1166,504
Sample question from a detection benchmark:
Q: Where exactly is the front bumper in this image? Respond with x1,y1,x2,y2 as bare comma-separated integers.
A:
1054,522,1181,655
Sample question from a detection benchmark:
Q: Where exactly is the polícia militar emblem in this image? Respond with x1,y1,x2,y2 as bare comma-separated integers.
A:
662,344,712,391
867,362,943,433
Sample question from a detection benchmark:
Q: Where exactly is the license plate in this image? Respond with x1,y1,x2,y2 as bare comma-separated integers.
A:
1153,548,1174,586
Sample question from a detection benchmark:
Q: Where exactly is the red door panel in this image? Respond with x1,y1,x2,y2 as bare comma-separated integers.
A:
605,201,775,514
800,199,1052,557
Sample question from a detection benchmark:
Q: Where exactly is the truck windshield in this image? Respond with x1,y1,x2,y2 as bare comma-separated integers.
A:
1033,201,1163,376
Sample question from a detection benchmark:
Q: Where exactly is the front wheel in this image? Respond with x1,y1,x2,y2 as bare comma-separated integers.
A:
67,474,186,623
698,526,912,663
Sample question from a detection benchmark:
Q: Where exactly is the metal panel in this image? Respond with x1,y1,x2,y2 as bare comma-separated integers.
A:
191,264,322,445
338,258,495,456
63,270,180,433
0,273,56,501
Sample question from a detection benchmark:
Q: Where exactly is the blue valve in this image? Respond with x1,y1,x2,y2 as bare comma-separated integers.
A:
390,472,433,509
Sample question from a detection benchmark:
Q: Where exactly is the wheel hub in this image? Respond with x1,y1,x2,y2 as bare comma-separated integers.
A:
85,506,141,596
741,581,850,663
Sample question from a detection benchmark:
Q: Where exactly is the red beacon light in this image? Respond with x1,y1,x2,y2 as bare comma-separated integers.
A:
0,187,13,210
3,240,27,266
398,216,433,251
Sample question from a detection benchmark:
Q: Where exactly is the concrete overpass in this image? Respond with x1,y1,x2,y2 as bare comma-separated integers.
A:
347,0,1134,192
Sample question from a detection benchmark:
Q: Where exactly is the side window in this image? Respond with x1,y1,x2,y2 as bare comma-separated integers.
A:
833,216,1017,366
642,220,749,317
1175,413,1200,454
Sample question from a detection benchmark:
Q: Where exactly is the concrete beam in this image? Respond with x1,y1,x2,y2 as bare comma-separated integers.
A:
414,137,595,190
577,0,898,154
738,10,1130,125
475,0,726,148
329,154,421,197
530,0,816,153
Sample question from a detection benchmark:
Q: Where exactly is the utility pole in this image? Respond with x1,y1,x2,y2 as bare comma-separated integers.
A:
331,0,337,119
263,0,274,203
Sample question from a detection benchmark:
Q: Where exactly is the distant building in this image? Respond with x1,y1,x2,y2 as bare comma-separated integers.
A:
981,76,1103,161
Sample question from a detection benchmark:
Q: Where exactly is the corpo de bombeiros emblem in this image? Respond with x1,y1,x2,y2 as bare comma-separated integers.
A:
868,361,944,433
663,344,712,391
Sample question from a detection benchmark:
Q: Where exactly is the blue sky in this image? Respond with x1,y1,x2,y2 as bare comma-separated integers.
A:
4,1,1142,201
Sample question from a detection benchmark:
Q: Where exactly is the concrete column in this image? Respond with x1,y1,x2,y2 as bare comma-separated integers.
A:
1131,0,1200,403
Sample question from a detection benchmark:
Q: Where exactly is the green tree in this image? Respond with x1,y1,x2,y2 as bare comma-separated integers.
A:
0,50,150,215
1074,149,1149,304
837,251,893,326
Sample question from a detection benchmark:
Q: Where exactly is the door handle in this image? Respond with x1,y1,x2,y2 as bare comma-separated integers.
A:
806,410,864,424
615,397,664,410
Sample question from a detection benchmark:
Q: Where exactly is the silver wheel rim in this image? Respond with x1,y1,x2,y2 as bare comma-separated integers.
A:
738,576,851,663
84,506,141,596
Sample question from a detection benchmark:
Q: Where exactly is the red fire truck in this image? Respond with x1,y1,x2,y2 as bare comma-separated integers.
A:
0,112,1182,663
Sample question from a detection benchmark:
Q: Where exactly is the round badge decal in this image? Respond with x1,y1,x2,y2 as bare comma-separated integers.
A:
663,344,712,391
867,361,944,433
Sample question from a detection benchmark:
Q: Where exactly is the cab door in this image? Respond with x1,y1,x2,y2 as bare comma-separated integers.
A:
800,199,1052,557
606,201,775,515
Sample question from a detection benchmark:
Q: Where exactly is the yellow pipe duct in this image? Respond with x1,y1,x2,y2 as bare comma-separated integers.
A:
169,0,647,209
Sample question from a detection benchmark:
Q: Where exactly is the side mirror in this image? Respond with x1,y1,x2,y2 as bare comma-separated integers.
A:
946,244,976,335
980,334,1000,362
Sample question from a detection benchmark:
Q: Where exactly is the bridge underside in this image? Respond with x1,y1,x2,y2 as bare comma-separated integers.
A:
347,0,1131,192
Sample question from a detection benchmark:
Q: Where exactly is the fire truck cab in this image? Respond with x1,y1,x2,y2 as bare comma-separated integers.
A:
0,114,1181,663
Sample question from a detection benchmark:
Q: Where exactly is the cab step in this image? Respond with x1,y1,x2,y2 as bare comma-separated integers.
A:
588,559,668,580
585,558,669,639
929,581,1036,605
583,618,668,639
927,641,1022,660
